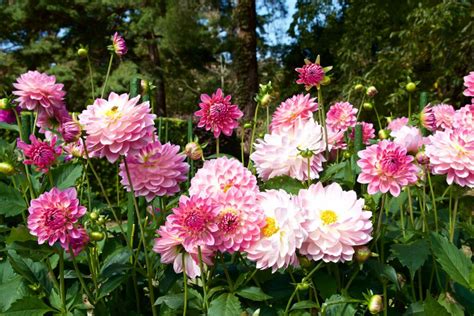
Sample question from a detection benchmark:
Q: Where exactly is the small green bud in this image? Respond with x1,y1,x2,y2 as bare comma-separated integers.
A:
243,123,252,129
89,211,99,221
0,98,10,110
354,246,371,263
343,151,351,159
363,102,373,111
90,231,105,241
405,82,416,93
298,256,312,269
385,116,393,124
77,48,88,57
296,281,310,291
97,216,106,226
184,142,203,161
366,86,378,97
260,93,271,107
354,84,364,91
368,294,383,314
378,129,389,140
0,162,15,175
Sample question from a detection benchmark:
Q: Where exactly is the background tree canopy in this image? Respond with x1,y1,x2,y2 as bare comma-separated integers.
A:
0,0,472,121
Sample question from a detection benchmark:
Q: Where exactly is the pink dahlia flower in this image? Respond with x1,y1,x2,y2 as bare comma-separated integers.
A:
350,122,375,145
453,103,474,130
295,62,325,89
65,226,89,257
112,32,128,56
212,188,265,253
269,94,318,133
189,156,258,197
0,108,18,124
251,118,326,181
425,128,474,187
119,141,189,201
390,125,424,154
17,135,62,172
195,88,243,138
419,106,436,131
463,71,474,97
387,117,409,132
63,138,85,161
28,188,87,247
296,182,372,263
78,92,156,163
326,102,357,131
153,223,214,279
432,103,455,130
166,195,219,251
36,104,71,133
59,119,82,143
325,126,347,151
357,140,418,196
246,190,307,272
13,71,66,115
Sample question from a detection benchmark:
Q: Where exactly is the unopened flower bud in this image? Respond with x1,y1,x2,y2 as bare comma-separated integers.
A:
354,245,371,263
378,129,389,140
298,256,312,269
415,151,429,165
260,93,271,107
368,294,383,314
243,123,252,129
89,211,99,221
343,151,351,159
385,116,393,124
366,86,378,97
90,231,105,241
296,281,310,291
0,162,15,175
97,216,106,226
77,48,88,57
363,102,373,111
354,84,364,91
59,120,82,143
405,82,416,93
141,80,150,94
0,98,10,110
185,142,203,161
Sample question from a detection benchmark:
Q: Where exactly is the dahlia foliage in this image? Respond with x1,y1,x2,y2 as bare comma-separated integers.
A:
1,35,472,316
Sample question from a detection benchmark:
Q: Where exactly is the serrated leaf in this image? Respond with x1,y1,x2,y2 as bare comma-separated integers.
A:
404,302,424,315
6,226,34,244
208,293,242,316
50,163,83,189
437,293,464,316
423,295,449,316
7,250,53,293
430,233,472,289
99,248,131,278
236,286,272,301
0,182,27,217
261,175,305,194
391,239,429,279
3,296,54,316
321,295,356,316
290,300,319,311
367,260,399,288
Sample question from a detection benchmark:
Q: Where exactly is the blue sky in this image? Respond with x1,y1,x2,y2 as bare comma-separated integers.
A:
259,0,296,46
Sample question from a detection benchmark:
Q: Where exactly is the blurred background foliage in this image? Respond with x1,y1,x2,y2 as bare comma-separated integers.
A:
0,0,472,123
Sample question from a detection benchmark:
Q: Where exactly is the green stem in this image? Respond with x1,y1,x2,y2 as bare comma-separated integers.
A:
59,250,66,313
182,254,188,316
266,106,270,133
197,246,209,312
318,88,329,159
407,187,415,228
356,95,366,121
14,110,35,199
344,267,360,290
426,170,438,231
383,281,388,316
398,198,406,238
449,191,459,242
307,156,311,187
87,54,95,100
408,93,412,122
373,101,383,130
101,54,114,99
220,254,233,291
247,102,261,169
288,270,301,302
284,289,298,316
240,127,245,164
216,136,220,156
70,247,94,301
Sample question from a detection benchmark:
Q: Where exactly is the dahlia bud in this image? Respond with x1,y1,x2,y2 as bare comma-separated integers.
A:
298,256,312,269
461,245,472,259
415,151,429,165
354,246,371,263
343,151,351,159
59,120,82,143
243,123,252,129
298,147,314,159
366,86,378,97
0,162,15,175
378,129,389,140
385,116,393,124
363,102,373,111
90,231,105,241
0,98,10,110
368,295,383,314
184,142,203,161
260,93,272,107
296,281,310,291
97,216,106,226
405,82,416,93
354,84,364,91
141,79,150,94
77,48,88,58
89,211,99,221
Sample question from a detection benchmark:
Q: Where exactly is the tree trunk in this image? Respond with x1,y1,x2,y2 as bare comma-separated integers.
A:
233,0,258,120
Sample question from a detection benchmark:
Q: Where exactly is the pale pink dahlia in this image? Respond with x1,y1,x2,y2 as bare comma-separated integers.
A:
420,106,436,131
350,122,375,145
387,117,409,132
325,126,347,151
251,118,326,181
64,226,89,257
296,182,372,263
295,62,325,89
326,102,357,131
390,125,424,154
453,103,474,130
189,156,258,197
425,128,474,187
119,141,189,201
13,71,66,115
269,94,318,133
463,71,474,97
432,104,455,130
153,223,214,279
195,88,243,138
17,135,62,172
166,195,219,251
28,188,87,247
212,188,265,253
246,190,307,272
78,92,156,163
357,140,418,196
112,32,128,56
36,104,71,133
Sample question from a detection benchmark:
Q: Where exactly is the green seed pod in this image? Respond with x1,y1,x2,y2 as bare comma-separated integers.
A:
77,48,88,57
405,82,416,93
363,102,373,111
89,211,99,221
354,84,364,91
90,231,105,241
0,162,15,175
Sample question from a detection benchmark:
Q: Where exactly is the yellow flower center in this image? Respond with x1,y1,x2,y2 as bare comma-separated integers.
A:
105,105,121,120
320,210,337,225
222,181,234,193
262,217,279,237
452,142,466,157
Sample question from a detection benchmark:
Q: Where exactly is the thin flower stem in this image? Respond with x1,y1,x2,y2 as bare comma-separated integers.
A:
197,246,209,312
240,127,245,164
182,254,188,316
288,270,301,302
344,267,360,291
14,110,35,199
407,187,415,228
318,88,329,159
408,93,412,122
247,102,261,169
101,54,114,99
398,198,406,238
449,192,459,242
266,106,270,133
87,54,95,100
59,250,67,313
216,136,220,156
283,289,298,316
372,101,383,131
220,254,234,291
383,281,388,316
69,247,94,301
356,95,365,121
426,170,438,231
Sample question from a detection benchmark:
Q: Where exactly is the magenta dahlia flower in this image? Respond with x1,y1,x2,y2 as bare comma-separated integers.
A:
326,102,357,131
13,71,66,115
357,140,418,196
269,94,318,133
65,226,89,257
78,92,156,163
119,141,189,201
0,108,17,124
166,195,219,250
296,182,372,263
251,118,326,181
28,188,87,247
387,117,409,132
189,156,258,198
350,122,375,145
17,135,62,172
432,103,455,130
112,32,128,56
463,71,474,97
390,125,424,154
295,62,325,90
425,128,474,187
453,103,474,130
246,190,307,272
195,88,243,138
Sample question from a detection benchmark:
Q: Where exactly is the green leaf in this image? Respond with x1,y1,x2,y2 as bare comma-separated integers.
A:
50,163,83,190
367,260,399,288
100,248,131,278
208,293,242,316
430,233,472,289
6,226,34,244
97,274,128,300
261,175,305,194
0,261,30,312
391,239,430,279
3,297,54,316
154,293,185,309
236,286,272,301
321,295,356,316
0,182,27,217
290,300,319,311
470,266,474,289
437,293,464,316
7,250,53,293
0,122,19,132
404,302,424,315
423,295,449,316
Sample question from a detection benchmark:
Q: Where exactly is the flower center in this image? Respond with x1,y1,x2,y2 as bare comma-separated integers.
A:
184,210,205,231
210,102,228,118
105,105,121,120
320,210,337,225
452,142,466,156
221,181,234,193
262,217,279,237
218,208,239,233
